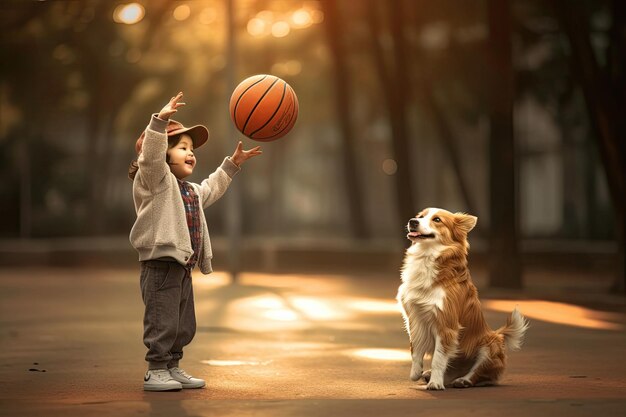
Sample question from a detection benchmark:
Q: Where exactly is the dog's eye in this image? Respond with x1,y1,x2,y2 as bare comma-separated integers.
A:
433,217,441,223
418,215,424,219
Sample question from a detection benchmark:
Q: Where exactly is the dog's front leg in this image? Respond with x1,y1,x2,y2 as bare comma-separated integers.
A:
409,342,425,381
427,333,456,390
407,317,429,381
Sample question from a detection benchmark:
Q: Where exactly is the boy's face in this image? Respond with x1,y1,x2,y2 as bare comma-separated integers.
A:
167,134,196,180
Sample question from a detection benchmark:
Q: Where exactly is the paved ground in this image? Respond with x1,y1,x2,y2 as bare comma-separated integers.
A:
0,264,625,416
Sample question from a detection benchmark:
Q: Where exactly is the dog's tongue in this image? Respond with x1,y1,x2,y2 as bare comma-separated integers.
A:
408,232,420,238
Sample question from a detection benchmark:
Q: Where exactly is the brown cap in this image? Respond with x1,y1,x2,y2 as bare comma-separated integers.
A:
135,119,209,155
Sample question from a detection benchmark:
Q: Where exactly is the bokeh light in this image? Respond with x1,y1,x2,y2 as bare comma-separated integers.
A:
350,349,411,361
382,159,398,175
291,9,313,28
271,21,291,38
113,3,145,25
272,60,303,76
173,4,191,22
247,17,270,37
310,9,324,23
246,7,323,38
256,10,275,24
125,48,142,64
201,359,271,366
199,7,218,25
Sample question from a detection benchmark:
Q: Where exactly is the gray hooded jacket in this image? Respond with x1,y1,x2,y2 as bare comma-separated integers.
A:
129,115,240,274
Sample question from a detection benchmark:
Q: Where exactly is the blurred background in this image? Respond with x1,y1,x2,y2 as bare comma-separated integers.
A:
0,0,623,291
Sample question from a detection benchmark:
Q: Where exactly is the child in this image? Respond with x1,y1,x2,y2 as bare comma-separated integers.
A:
129,92,261,391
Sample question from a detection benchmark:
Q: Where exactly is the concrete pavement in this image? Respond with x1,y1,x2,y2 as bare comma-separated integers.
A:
0,264,625,416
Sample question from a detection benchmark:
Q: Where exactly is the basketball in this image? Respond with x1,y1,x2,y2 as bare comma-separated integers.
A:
229,74,299,142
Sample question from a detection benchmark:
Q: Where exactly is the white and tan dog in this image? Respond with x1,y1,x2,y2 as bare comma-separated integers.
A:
397,208,528,390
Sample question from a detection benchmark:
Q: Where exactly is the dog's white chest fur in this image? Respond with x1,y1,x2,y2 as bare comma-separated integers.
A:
397,244,445,353
398,245,445,311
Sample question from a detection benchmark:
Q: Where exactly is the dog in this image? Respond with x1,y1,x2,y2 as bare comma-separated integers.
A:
397,207,528,390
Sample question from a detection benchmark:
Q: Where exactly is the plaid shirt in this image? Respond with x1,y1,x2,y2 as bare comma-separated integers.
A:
178,180,201,270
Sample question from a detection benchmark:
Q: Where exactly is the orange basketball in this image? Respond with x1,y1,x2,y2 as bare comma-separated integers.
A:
229,74,299,142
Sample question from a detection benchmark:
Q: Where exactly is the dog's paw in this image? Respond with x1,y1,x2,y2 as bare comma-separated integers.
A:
452,378,473,388
422,370,431,383
426,380,446,391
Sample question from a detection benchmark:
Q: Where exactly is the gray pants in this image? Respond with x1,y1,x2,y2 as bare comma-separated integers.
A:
140,259,196,370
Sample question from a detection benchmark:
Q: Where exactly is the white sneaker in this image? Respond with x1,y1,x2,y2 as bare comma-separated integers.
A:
143,369,183,391
168,367,206,389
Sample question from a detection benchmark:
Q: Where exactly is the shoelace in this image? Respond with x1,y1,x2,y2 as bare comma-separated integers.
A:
151,369,174,382
171,367,192,380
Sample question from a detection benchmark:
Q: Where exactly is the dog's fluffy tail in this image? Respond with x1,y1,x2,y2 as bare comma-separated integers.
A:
496,307,529,351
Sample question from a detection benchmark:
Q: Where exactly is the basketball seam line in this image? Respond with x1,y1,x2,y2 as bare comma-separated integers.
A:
249,82,287,138
242,77,280,135
233,75,268,131
253,88,296,140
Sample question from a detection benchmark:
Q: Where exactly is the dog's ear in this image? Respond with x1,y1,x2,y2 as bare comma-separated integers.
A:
454,213,477,234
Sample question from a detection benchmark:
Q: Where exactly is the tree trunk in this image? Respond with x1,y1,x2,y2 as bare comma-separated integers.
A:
405,1,477,216
416,75,477,216
321,0,368,239
486,0,522,288
557,0,626,292
367,0,416,227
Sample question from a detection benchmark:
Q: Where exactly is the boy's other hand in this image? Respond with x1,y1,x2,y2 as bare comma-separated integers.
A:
231,141,262,166
158,92,186,120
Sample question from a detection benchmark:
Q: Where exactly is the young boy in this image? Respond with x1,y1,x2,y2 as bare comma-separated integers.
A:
129,92,261,391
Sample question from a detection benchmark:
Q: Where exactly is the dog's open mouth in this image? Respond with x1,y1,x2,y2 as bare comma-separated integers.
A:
407,231,435,240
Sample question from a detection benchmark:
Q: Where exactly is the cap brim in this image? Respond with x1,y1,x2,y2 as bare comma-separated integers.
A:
168,125,209,149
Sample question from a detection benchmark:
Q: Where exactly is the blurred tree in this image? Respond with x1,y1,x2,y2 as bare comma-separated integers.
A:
366,0,415,224
0,0,184,237
487,0,522,288
70,1,172,234
405,0,478,217
0,0,622,290
320,0,368,239
555,0,625,291
0,1,71,237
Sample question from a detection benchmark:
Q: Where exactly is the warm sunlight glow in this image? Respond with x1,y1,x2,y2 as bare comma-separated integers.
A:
284,60,302,75
256,10,275,24
248,8,322,37
193,271,231,289
239,273,347,293
113,3,145,25
247,18,270,37
348,298,401,313
350,349,411,361
204,273,403,333
310,9,324,24
484,300,624,331
201,359,271,366
271,60,302,77
199,7,218,25
263,309,299,321
291,296,339,320
173,5,191,21
249,295,284,309
271,21,291,38
291,9,313,28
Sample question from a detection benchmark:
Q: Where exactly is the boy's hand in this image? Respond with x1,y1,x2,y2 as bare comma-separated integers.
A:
158,92,185,120
231,141,262,166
